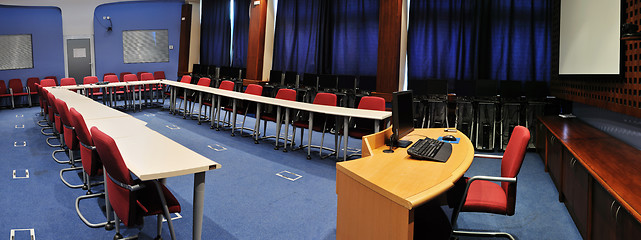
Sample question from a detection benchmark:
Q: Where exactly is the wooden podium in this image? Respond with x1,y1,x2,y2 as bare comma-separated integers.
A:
336,128,474,239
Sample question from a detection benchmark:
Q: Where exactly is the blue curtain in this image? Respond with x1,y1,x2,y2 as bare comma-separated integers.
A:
408,0,551,83
407,0,480,82
272,0,326,74
483,1,551,82
201,0,231,67
232,0,249,68
272,0,378,76
329,0,379,76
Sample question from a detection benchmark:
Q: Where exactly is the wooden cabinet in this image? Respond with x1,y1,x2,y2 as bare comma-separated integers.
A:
618,206,641,240
562,149,590,238
592,182,617,240
546,132,563,200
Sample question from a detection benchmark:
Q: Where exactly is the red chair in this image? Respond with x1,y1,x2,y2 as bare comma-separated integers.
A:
103,75,124,108
291,92,338,159
123,74,141,111
450,125,530,239
221,84,262,137
258,88,297,150
27,77,40,107
37,79,57,128
174,75,193,116
213,80,235,130
46,91,67,163
153,71,166,80
44,76,58,86
136,72,148,81
0,80,13,109
9,79,30,108
91,127,180,240
119,72,131,83
190,77,212,124
83,76,103,100
60,77,76,86
139,72,157,105
55,98,84,188
69,108,113,229
339,96,387,158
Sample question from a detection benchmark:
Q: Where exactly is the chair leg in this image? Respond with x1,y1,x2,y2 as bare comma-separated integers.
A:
60,166,84,188
76,191,109,228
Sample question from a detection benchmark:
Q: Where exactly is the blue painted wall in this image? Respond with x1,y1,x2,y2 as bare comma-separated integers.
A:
94,1,183,81
0,5,65,84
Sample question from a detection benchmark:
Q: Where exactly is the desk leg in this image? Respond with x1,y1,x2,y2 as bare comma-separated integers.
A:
283,108,290,152
193,172,206,240
307,112,313,160
198,92,203,124
210,95,216,129
216,96,222,131
231,99,237,136
182,90,188,119
343,116,348,162
274,106,282,150
254,103,261,143
375,120,380,133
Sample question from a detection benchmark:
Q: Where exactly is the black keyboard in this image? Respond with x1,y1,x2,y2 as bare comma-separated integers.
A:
407,137,453,162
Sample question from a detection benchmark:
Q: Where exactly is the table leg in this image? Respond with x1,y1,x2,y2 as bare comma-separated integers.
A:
198,92,203,124
254,103,261,143
343,116,348,161
193,172,206,240
283,108,290,152
210,95,216,129
375,120,380,133
231,99,237,136
307,112,313,160
216,96,222,131
274,106,282,150
182,89,188,118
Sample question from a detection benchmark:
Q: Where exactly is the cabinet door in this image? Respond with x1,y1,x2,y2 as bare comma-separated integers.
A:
592,182,617,240
562,150,590,238
618,207,641,240
547,132,563,199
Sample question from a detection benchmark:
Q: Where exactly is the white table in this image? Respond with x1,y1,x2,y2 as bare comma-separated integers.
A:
161,80,391,161
45,86,220,240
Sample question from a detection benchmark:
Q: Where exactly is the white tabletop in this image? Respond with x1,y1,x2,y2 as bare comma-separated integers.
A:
161,80,391,120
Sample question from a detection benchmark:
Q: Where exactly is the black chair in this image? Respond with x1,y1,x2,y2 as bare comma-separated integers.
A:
499,80,524,150
474,79,499,151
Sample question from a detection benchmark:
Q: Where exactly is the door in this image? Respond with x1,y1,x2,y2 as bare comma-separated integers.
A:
67,38,92,83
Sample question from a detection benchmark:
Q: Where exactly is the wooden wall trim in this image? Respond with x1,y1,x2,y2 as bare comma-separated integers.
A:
178,4,192,77
246,0,268,80
376,0,402,95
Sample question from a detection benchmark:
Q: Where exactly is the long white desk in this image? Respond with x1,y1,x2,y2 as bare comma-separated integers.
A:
161,80,392,161
45,86,220,240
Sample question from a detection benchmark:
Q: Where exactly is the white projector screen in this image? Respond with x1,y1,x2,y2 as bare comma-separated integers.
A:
559,0,620,75
0,34,33,70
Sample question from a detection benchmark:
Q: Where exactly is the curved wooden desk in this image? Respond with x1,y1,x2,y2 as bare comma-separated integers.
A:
336,128,474,240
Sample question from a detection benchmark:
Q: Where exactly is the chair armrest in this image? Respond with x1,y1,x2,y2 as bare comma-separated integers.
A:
108,174,146,191
473,154,503,159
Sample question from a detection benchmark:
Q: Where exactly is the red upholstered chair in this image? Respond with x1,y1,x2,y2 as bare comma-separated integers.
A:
174,75,193,116
27,77,40,107
153,71,166,80
60,77,76,86
123,74,141,111
47,91,67,163
9,79,29,108
37,79,57,128
0,80,13,109
136,72,148,81
91,127,181,240
83,76,103,100
450,125,530,240
258,88,297,150
119,72,131,83
339,96,387,158
213,80,235,130
191,77,213,124
291,92,338,159
44,76,58,86
69,108,113,229
221,84,262,137
103,74,124,108
56,98,84,189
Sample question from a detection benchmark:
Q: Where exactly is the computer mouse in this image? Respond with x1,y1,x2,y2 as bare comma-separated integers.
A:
442,135,457,141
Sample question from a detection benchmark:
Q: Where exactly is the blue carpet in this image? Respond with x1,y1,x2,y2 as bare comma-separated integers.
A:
0,102,581,240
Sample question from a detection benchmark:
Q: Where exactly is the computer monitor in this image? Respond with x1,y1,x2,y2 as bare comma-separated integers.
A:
284,71,298,87
269,70,283,85
302,73,318,89
318,74,337,91
337,75,356,91
386,90,414,152
357,76,376,92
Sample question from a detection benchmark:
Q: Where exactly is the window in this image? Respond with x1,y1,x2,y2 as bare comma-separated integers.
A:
122,30,169,63
0,34,33,70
